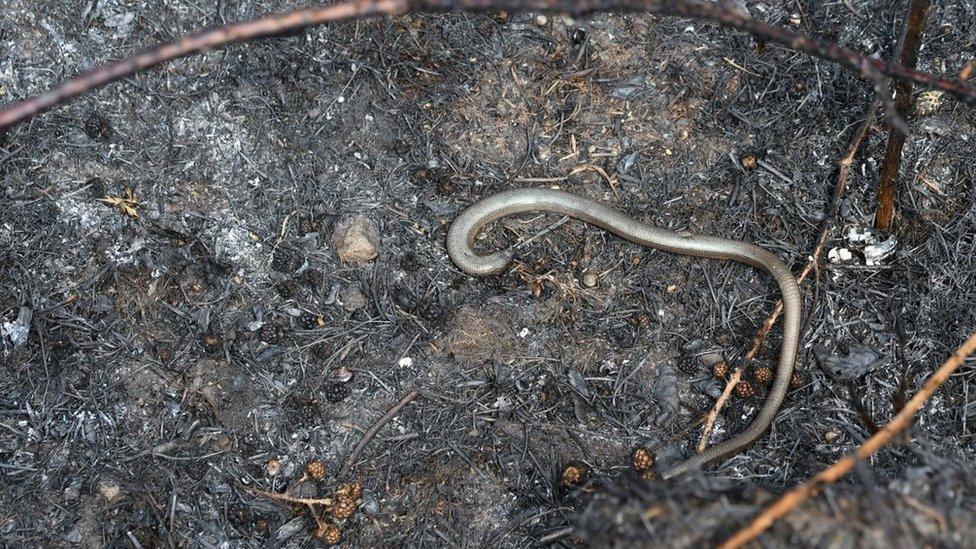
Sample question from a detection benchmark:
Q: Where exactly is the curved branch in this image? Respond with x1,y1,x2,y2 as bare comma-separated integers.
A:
1,0,974,131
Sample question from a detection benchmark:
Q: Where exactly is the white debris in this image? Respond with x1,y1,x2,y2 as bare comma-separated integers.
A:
846,226,873,243
2,307,31,356
828,247,853,263
865,236,898,266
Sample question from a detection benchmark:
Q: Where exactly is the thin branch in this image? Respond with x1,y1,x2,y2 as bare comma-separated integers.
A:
875,0,930,231
2,0,975,131
242,485,335,507
697,97,881,451
719,328,976,549
338,389,421,479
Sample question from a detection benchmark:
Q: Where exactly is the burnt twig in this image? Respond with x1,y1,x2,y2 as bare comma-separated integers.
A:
875,0,931,231
2,0,975,131
719,328,976,548
338,388,421,479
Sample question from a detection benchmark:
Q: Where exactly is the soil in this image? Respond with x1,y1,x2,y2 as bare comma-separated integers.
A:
1,0,975,546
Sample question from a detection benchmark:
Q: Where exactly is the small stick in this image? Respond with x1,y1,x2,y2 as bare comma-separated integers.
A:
243,485,335,506
719,328,976,549
875,0,930,231
338,389,421,478
697,97,880,452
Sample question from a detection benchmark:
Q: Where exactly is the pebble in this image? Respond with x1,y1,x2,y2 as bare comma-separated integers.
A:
97,477,123,504
331,215,380,263
339,284,367,311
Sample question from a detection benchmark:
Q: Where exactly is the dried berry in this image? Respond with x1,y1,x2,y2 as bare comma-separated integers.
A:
751,366,774,385
734,381,755,399
314,522,341,545
328,482,362,519
305,461,326,481
790,371,806,390
640,469,659,481
712,361,729,379
560,462,589,487
324,383,351,404
335,481,363,502
329,500,357,519
631,446,655,472
740,152,758,171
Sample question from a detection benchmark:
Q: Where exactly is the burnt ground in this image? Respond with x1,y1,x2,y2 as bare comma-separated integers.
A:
1,0,975,547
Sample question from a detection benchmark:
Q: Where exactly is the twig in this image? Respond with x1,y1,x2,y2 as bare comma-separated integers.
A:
242,485,335,506
697,97,881,452
338,388,421,478
719,328,976,549
696,366,744,453
875,0,930,231
2,0,975,131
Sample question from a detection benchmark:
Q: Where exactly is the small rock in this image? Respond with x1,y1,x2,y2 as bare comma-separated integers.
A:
339,284,367,312
581,271,599,288
63,485,81,501
534,14,548,26
97,477,123,504
331,215,380,263
277,516,306,541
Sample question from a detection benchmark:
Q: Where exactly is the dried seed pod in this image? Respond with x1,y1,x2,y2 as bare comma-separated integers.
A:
305,461,326,481
712,361,729,379
734,381,756,399
631,446,655,472
740,152,759,170
328,499,358,519
324,383,351,404
790,371,806,390
560,462,589,487
335,482,363,503
914,90,943,117
314,522,341,545
751,366,774,385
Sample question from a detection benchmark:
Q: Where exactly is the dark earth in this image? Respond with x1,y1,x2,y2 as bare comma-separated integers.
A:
1,0,975,546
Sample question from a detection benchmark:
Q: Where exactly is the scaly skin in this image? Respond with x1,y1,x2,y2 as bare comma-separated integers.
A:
447,188,801,478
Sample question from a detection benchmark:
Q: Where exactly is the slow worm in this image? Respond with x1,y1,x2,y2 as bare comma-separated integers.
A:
447,188,801,479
